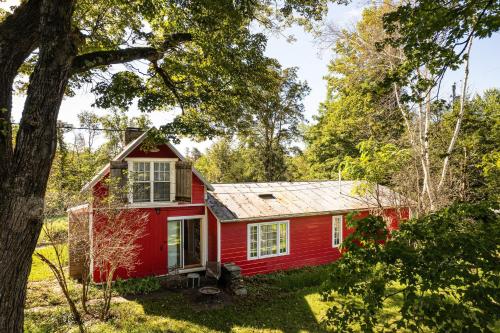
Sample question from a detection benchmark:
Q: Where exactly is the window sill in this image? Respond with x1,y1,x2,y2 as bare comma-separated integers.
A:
248,252,289,261
126,201,199,208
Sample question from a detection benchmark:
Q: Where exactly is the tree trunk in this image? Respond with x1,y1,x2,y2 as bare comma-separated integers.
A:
0,0,76,331
438,37,473,191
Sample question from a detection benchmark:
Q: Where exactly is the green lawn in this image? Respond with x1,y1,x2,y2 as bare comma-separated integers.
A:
24,265,407,333
29,243,68,282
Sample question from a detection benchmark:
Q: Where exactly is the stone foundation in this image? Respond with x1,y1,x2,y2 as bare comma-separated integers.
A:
221,263,247,296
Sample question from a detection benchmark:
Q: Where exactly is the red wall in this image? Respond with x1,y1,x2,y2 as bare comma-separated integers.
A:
207,209,218,262
90,141,208,282
127,144,178,158
92,205,205,283
192,174,205,204
220,208,408,276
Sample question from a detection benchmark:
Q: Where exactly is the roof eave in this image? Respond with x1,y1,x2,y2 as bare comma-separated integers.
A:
80,129,213,192
217,205,408,223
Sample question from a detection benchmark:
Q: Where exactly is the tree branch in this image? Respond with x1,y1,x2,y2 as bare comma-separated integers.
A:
152,61,185,114
0,0,41,177
71,33,192,74
438,37,473,191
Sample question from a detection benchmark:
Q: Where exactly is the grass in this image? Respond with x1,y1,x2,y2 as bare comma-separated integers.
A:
37,216,68,246
29,243,68,282
24,264,404,333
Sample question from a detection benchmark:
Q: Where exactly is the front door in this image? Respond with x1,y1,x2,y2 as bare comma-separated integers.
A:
167,218,201,271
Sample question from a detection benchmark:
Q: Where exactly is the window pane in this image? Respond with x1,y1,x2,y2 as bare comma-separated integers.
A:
133,183,150,202
279,223,287,254
260,224,278,256
154,162,170,181
154,182,170,202
132,162,150,181
333,217,342,246
249,226,258,258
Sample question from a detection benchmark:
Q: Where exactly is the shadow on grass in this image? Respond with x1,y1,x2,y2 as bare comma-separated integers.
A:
132,287,329,333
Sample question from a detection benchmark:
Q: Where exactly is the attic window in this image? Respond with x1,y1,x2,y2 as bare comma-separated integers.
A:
258,193,275,199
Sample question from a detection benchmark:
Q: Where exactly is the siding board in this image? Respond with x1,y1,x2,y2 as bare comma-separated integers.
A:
220,209,407,276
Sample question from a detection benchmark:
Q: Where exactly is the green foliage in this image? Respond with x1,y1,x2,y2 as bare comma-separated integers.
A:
114,277,161,296
37,216,68,246
341,139,411,185
239,66,310,181
382,0,499,97
194,138,254,183
62,0,332,140
305,3,405,179
322,202,500,332
440,89,500,203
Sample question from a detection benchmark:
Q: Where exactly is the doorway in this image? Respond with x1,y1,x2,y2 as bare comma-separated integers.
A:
167,218,202,271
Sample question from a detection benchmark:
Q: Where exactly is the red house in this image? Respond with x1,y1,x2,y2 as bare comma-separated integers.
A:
69,129,409,282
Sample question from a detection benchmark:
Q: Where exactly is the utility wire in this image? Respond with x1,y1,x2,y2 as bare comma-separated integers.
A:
10,122,139,132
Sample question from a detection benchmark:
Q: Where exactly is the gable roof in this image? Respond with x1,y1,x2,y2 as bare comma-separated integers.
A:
81,130,213,192
207,181,405,222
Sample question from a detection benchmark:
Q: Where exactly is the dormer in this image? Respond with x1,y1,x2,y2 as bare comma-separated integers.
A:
81,128,213,206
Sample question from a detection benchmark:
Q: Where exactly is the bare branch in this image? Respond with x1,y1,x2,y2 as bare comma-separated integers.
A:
438,37,473,191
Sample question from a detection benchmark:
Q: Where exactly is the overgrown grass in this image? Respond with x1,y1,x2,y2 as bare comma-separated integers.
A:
29,244,68,282
114,276,162,295
23,264,397,332
247,265,329,291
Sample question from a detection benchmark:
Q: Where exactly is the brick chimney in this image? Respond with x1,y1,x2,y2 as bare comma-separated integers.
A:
124,127,143,145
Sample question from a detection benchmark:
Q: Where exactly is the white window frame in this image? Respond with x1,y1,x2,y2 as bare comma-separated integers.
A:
126,158,177,204
247,220,289,260
332,215,343,248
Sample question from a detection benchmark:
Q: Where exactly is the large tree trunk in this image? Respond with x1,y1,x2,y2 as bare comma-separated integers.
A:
0,0,76,331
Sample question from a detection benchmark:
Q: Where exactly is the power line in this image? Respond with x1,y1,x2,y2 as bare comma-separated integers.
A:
10,122,138,132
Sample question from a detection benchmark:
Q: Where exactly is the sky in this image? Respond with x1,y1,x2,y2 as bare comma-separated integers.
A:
4,1,500,154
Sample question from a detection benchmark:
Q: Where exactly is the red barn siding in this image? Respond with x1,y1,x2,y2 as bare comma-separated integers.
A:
127,143,178,159
192,174,205,204
92,205,206,283
220,214,347,276
220,208,408,276
207,209,218,262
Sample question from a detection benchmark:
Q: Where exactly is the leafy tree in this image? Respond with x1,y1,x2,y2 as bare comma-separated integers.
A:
305,3,405,179
240,66,309,181
435,89,500,203
0,1,331,329
98,108,151,158
322,202,500,332
340,139,411,206
194,138,254,183
378,0,499,211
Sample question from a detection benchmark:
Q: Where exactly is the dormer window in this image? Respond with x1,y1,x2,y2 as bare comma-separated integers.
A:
127,159,176,203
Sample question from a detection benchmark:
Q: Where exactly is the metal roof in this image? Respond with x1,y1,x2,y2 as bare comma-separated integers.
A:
207,181,404,222
80,129,213,192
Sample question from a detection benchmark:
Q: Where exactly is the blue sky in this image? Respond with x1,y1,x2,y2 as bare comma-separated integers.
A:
6,1,500,153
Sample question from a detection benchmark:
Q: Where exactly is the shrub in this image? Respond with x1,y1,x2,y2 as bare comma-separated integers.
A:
114,277,161,296
322,202,500,332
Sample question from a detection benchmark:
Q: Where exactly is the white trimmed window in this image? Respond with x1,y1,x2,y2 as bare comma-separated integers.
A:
128,160,175,203
248,221,289,260
332,215,343,247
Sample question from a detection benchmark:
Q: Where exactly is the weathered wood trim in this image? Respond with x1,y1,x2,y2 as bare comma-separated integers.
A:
175,161,192,203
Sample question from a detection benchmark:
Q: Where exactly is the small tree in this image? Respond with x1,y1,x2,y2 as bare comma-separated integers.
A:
92,181,148,320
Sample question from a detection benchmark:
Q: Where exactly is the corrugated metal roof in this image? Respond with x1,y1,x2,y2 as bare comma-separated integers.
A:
207,181,403,222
